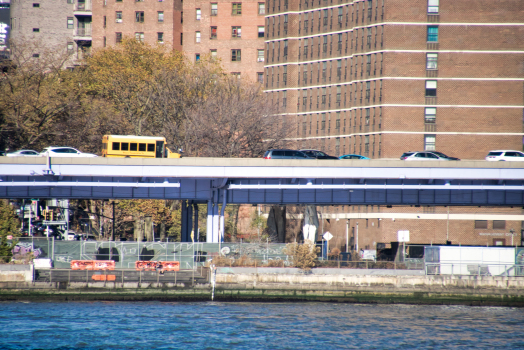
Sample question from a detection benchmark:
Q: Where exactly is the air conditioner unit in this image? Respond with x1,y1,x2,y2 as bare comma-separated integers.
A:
116,19,122,23
257,58,264,62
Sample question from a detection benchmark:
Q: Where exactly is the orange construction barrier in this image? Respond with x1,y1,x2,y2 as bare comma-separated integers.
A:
71,260,115,270
135,261,179,271
160,261,180,271
92,274,116,281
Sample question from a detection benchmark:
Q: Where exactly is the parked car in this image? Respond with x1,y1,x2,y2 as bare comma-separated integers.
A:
339,154,370,160
40,147,98,157
299,149,339,160
400,151,460,161
263,149,314,159
485,150,524,161
6,150,40,157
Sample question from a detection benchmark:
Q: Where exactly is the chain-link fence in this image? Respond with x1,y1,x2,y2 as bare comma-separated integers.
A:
11,238,292,269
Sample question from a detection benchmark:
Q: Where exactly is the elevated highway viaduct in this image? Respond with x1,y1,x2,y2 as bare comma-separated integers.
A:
1,157,523,242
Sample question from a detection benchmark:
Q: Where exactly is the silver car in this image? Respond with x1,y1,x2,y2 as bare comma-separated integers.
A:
400,151,460,161
485,150,524,161
6,150,40,157
40,147,98,157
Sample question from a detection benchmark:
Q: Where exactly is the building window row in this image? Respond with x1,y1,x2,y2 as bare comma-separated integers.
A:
208,2,258,16
112,11,164,23
268,1,384,38
204,26,264,40
114,32,164,44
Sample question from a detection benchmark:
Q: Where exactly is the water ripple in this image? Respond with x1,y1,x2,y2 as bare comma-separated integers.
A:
0,302,522,349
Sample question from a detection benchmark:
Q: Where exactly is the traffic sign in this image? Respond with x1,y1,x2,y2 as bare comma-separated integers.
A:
323,231,333,241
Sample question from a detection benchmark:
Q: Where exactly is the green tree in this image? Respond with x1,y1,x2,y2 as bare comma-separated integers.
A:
0,200,20,262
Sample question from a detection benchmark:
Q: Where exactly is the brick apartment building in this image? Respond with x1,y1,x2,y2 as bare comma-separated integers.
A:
10,0,91,64
259,0,524,249
264,0,524,161
92,0,181,51
92,0,265,81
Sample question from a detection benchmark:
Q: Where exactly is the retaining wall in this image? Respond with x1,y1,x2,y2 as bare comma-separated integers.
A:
0,265,33,283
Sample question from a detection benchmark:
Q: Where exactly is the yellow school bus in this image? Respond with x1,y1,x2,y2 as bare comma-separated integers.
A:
101,135,182,158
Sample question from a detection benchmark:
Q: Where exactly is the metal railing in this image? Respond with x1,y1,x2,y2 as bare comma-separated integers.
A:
75,28,92,37
34,267,209,285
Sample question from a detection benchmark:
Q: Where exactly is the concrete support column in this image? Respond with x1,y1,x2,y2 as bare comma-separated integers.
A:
219,189,227,242
207,200,213,243
213,190,219,243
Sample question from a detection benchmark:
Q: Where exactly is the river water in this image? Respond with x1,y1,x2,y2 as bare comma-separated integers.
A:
0,302,522,349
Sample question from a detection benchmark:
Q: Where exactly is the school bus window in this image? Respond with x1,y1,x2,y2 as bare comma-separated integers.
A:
130,143,138,151
112,142,120,151
147,144,155,152
139,143,146,152
121,143,129,151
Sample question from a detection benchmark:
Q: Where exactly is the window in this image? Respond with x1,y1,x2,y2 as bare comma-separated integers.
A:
258,2,265,15
210,26,217,39
282,91,287,107
196,31,201,42
135,32,144,42
116,32,122,43
32,53,39,58
195,53,200,61
67,17,74,29
67,0,73,3
231,49,241,61
493,220,506,230
475,220,488,229
258,26,264,38
116,11,122,23
424,134,436,151
257,72,264,84
232,26,241,38
67,42,74,54
103,16,107,28
196,8,201,20
425,80,437,97
136,11,144,23
426,53,438,69
231,72,241,78
210,49,217,60
424,107,436,123
33,3,40,7
33,28,39,32
428,0,439,13
232,2,242,15
257,49,264,62
158,32,164,43
158,11,164,22
427,26,438,42
211,3,217,16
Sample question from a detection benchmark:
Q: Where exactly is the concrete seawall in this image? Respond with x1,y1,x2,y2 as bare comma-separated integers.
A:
1,267,523,306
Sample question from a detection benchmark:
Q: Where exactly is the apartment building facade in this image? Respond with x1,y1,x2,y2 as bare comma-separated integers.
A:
261,0,524,248
92,0,265,80
264,0,524,160
181,0,265,80
9,0,91,63
92,0,181,50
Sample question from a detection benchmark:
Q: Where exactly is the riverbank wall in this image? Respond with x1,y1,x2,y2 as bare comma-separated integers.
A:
1,267,523,306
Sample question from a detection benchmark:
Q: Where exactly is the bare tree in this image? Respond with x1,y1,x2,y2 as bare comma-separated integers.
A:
0,39,85,151
183,77,294,157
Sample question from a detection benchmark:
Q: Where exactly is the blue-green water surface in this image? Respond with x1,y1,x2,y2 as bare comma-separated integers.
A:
0,302,522,349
